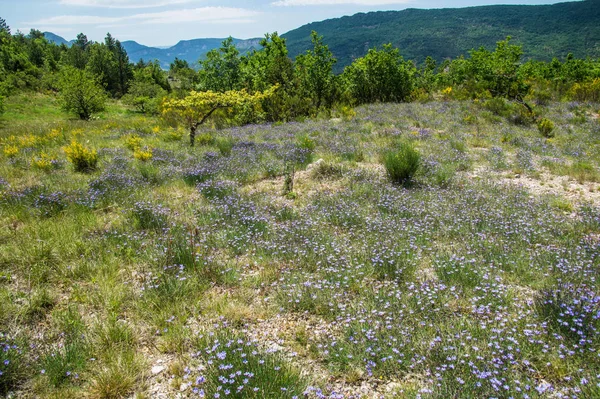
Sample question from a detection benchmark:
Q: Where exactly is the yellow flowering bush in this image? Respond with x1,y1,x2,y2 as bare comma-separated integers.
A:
133,147,153,162
32,152,56,171
124,134,143,151
63,140,98,173
3,145,19,158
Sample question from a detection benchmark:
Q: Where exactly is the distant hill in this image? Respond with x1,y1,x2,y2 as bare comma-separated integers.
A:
43,33,260,69
43,32,74,47
282,0,600,72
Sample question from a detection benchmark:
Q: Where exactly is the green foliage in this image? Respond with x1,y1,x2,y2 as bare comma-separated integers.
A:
133,59,170,93
467,37,529,101
169,58,197,91
121,79,166,114
240,33,303,121
58,66,107,120
383,142,421,185
295,31,337,110
296,134,316,152
538,118,555,138
63,140,98,173
216,137,234,156
198,37,242,92
196,132,215,147
342,44,415,104
241,33,294,93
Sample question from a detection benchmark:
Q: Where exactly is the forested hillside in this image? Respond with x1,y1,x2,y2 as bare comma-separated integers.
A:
283,0,600,71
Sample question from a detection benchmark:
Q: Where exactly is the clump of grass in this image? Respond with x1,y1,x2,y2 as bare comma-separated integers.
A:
23,289,56,322
570,161,600,183
550,197,573,212
93,316,136,355
544,159,600,183
41,340,89,388
382,142,421,185
310,160,346,180
215,137,234,157
87,351,143,399
430,163,456,187
0,335,27,396
63,140,98,173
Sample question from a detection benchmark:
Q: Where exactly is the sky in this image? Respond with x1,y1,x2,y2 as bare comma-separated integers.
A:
0,0,580,47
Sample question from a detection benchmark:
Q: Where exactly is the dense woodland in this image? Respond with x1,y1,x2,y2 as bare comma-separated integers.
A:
283,0,600,72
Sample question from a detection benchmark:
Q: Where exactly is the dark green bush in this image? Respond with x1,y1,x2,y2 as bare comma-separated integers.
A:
383,142,421,185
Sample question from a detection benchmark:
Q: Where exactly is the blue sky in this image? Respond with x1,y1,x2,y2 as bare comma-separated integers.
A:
1,0,579,47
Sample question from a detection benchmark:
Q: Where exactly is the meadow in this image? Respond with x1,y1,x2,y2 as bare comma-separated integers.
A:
0,93,599,398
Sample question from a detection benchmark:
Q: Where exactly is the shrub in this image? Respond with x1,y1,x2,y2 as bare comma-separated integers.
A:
537,118,555,138
133,147,153,162
383,142,421,185
31,152,59,171
482,97,511,117
124,134,142,151
63,140,98,173
568,79,600,103
3,145,18,158
509,105,536,126
297,135,316,152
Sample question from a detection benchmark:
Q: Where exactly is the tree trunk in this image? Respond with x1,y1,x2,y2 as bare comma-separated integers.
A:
190,124,197,147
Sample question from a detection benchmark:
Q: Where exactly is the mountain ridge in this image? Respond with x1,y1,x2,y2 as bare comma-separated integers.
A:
43,33,260,69
44,0,600,72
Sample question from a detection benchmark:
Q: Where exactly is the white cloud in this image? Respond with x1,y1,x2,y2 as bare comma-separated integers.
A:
131,7,260,24
29,7,259,26
31,15,122,25
272,0,410,5
59,0,194,9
